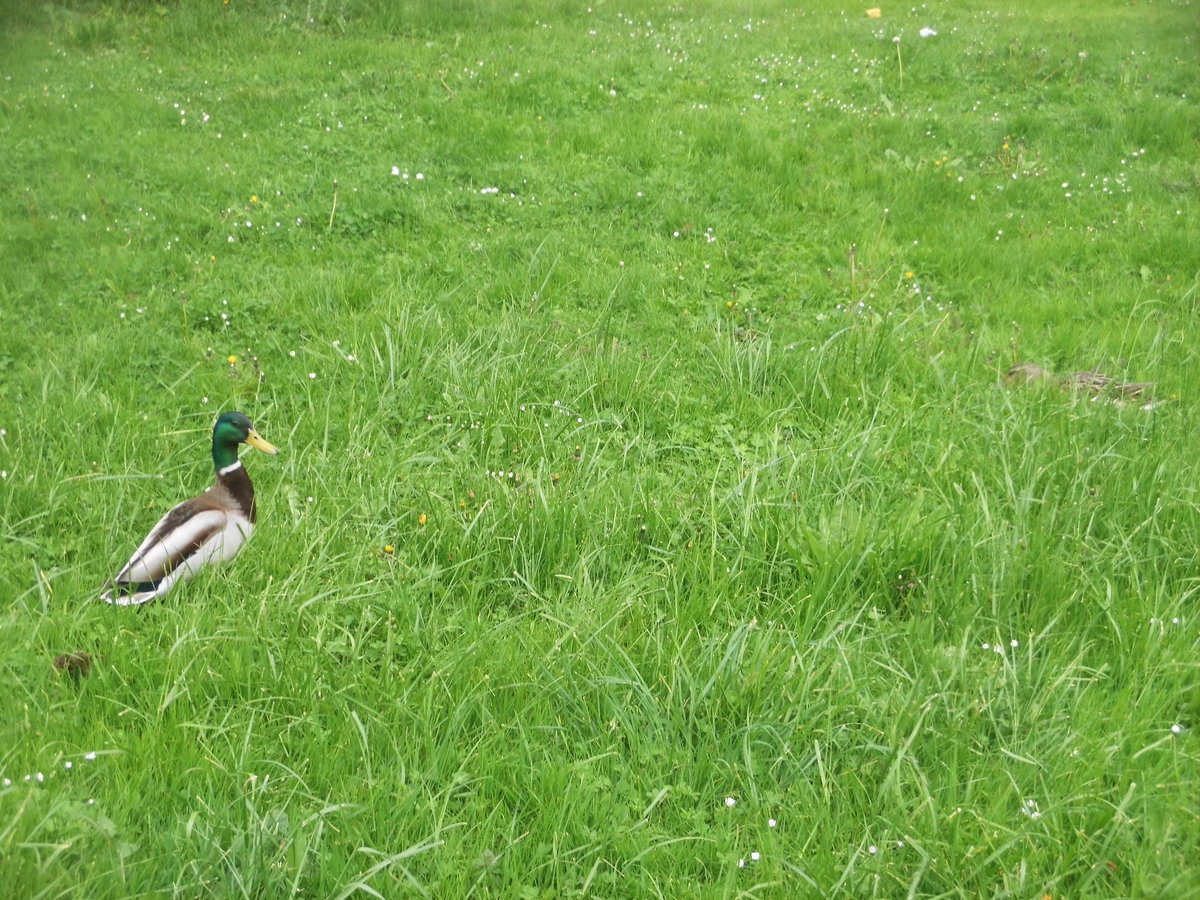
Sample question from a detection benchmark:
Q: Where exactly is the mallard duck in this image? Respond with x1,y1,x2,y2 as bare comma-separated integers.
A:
1005,362,1154,398
101,411,279,605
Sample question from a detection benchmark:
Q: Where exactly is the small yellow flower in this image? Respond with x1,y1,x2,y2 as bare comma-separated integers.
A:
227,355,237,365
250,195,259,204
418,513,428,526
383,545,394,554
904,271,914,279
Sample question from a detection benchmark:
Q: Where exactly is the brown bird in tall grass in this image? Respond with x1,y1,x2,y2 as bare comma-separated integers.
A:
53,651,95,685
1005,362,1155,399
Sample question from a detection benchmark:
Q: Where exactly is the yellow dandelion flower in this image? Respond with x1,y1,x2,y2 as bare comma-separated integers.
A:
383,545,394,554
418,513,428,526
904,271,914,279
227,355,238,365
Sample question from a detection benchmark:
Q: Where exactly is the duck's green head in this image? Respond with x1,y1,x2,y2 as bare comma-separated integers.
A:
212,411,279,470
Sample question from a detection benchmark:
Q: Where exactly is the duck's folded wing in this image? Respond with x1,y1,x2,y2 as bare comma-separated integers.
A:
1118,381,1155,397
113,505,230,586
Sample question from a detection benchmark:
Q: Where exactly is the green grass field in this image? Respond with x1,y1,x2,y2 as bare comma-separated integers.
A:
2,0,1198,896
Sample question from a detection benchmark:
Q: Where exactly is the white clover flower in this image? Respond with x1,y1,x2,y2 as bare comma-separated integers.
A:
919,27,937,38
725,797,737,807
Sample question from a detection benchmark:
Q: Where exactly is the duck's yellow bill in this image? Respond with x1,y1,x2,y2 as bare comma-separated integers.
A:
245,429,280,455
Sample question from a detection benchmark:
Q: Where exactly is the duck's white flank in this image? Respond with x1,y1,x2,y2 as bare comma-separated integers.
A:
101,511,254,606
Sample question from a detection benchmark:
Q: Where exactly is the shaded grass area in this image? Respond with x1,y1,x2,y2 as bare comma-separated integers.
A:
2,0,1198,896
